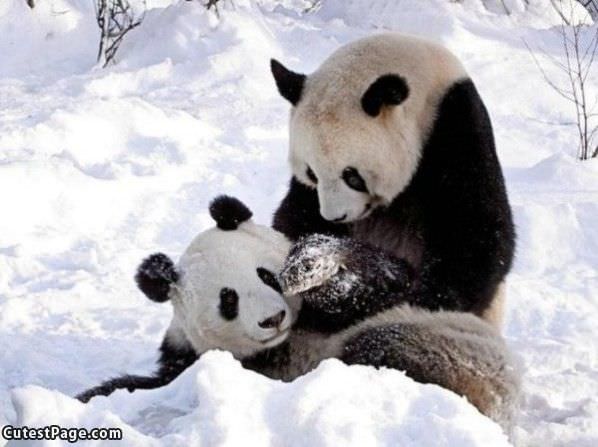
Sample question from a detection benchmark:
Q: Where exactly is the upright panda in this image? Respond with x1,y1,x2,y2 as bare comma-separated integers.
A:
77,197,519,431
270,33,515,328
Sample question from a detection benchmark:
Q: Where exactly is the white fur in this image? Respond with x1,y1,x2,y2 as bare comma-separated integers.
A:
288,33,468,222
168,220,294,358
482,281,507,330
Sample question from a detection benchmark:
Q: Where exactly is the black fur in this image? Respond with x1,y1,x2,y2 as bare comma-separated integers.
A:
135,253,179,303
209,195,253,230
361,74,410,117
280,234,413,332
241,340,291,373
257,267,283,294
341,324,444,381
273,79,515,317
76,336,198,402
219,287,239,320
339,320,502,382
306,166,318,184
272,177,350,241
339,320,519,427
342,167,368,193
270,59,306,106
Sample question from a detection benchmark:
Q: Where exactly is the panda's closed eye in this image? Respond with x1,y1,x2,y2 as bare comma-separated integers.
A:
306,166,318,184
257,267,283,294
219,288,239,320
342,167,368,193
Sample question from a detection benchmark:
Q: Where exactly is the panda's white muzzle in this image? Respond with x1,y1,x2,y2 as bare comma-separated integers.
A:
318,181,371,223
246,291,292,346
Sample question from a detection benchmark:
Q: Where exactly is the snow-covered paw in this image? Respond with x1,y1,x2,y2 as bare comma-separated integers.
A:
279,234,347,296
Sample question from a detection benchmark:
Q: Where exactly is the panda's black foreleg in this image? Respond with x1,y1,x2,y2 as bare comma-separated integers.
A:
280,234,413,332
76,340,198,403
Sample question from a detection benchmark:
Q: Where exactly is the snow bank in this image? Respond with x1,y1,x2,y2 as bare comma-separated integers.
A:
0,0,97,78
9,351,511,446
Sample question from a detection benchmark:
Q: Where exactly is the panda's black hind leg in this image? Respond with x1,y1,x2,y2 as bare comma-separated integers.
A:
340,319,519,429
341,323,443,384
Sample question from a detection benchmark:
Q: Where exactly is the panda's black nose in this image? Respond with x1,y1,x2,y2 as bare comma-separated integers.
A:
259,310,286,329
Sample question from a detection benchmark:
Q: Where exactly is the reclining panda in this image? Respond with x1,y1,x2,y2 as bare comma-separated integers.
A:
77,196,519,430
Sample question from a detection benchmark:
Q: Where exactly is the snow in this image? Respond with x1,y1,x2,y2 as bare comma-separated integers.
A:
9,352,511,447
0,0,597,446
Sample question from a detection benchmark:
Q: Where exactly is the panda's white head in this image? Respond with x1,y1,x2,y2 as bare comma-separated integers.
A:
271,33,467,223
136,196,296,358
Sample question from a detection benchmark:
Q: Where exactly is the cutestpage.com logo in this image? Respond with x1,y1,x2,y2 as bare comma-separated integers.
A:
2,424,123,443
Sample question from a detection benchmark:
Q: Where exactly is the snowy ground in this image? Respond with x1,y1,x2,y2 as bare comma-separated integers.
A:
1,0,597,446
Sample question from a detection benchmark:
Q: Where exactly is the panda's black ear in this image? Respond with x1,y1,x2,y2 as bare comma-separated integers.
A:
209,195,253,231
361,74,409,117
135,253,179,303
270,59,306,106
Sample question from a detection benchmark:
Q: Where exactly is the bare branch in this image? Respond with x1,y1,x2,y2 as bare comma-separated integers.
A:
582,28,598,82
524,40,577,102
550,0,571,25
528,0,598,160
95,0,146,67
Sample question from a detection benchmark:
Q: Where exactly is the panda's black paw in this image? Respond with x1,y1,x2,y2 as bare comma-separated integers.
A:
280,234,413,314
279,234,366,314
280,234,347,295
135,253,179,303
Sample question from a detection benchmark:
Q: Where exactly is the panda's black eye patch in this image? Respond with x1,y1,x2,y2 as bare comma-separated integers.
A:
257,267,283,294
306,166,318,184
219,288,239,320
342,167,368,193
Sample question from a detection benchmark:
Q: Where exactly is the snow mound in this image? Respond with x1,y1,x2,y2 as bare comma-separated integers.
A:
0,0,97,78
10,351,511,446
509,153,598,192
